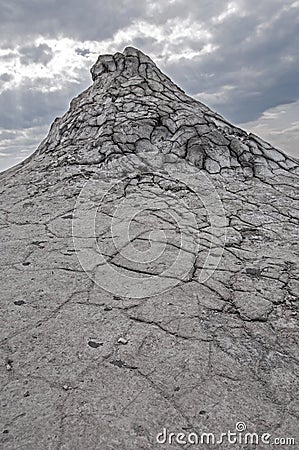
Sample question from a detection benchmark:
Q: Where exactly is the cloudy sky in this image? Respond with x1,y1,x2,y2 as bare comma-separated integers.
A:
0,0,298,171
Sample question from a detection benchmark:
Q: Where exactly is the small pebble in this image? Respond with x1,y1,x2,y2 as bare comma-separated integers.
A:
118,337,128,345
88,340,103,348
104,305,113,311
110,359,126,368
6,359,13,371
14,300,26,306
245,267,260,276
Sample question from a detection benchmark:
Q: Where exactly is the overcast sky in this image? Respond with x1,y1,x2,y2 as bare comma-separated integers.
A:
0,0,298,171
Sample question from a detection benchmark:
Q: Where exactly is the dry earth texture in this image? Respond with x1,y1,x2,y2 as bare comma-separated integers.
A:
0,47,298,450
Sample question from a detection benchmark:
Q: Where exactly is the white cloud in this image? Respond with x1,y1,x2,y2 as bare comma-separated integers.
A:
0,37,98,93
212,1,240,23
0,124,50,171
239,100,299,158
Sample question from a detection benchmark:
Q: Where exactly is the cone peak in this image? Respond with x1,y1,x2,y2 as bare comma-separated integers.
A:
90,46,157,81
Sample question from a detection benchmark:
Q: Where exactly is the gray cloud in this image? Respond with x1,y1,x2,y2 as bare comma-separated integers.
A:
0,76,90,129
0,73,13,82
144,0,227,25
19,43,54,65
156,1,299,123
75,48,92,57
0,0,148,44
0,73,13,90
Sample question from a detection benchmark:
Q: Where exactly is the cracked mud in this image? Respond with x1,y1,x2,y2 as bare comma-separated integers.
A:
0,47,298,449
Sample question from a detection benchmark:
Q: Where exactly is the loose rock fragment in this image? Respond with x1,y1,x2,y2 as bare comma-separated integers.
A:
14,300,26,306
87,340,103,349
